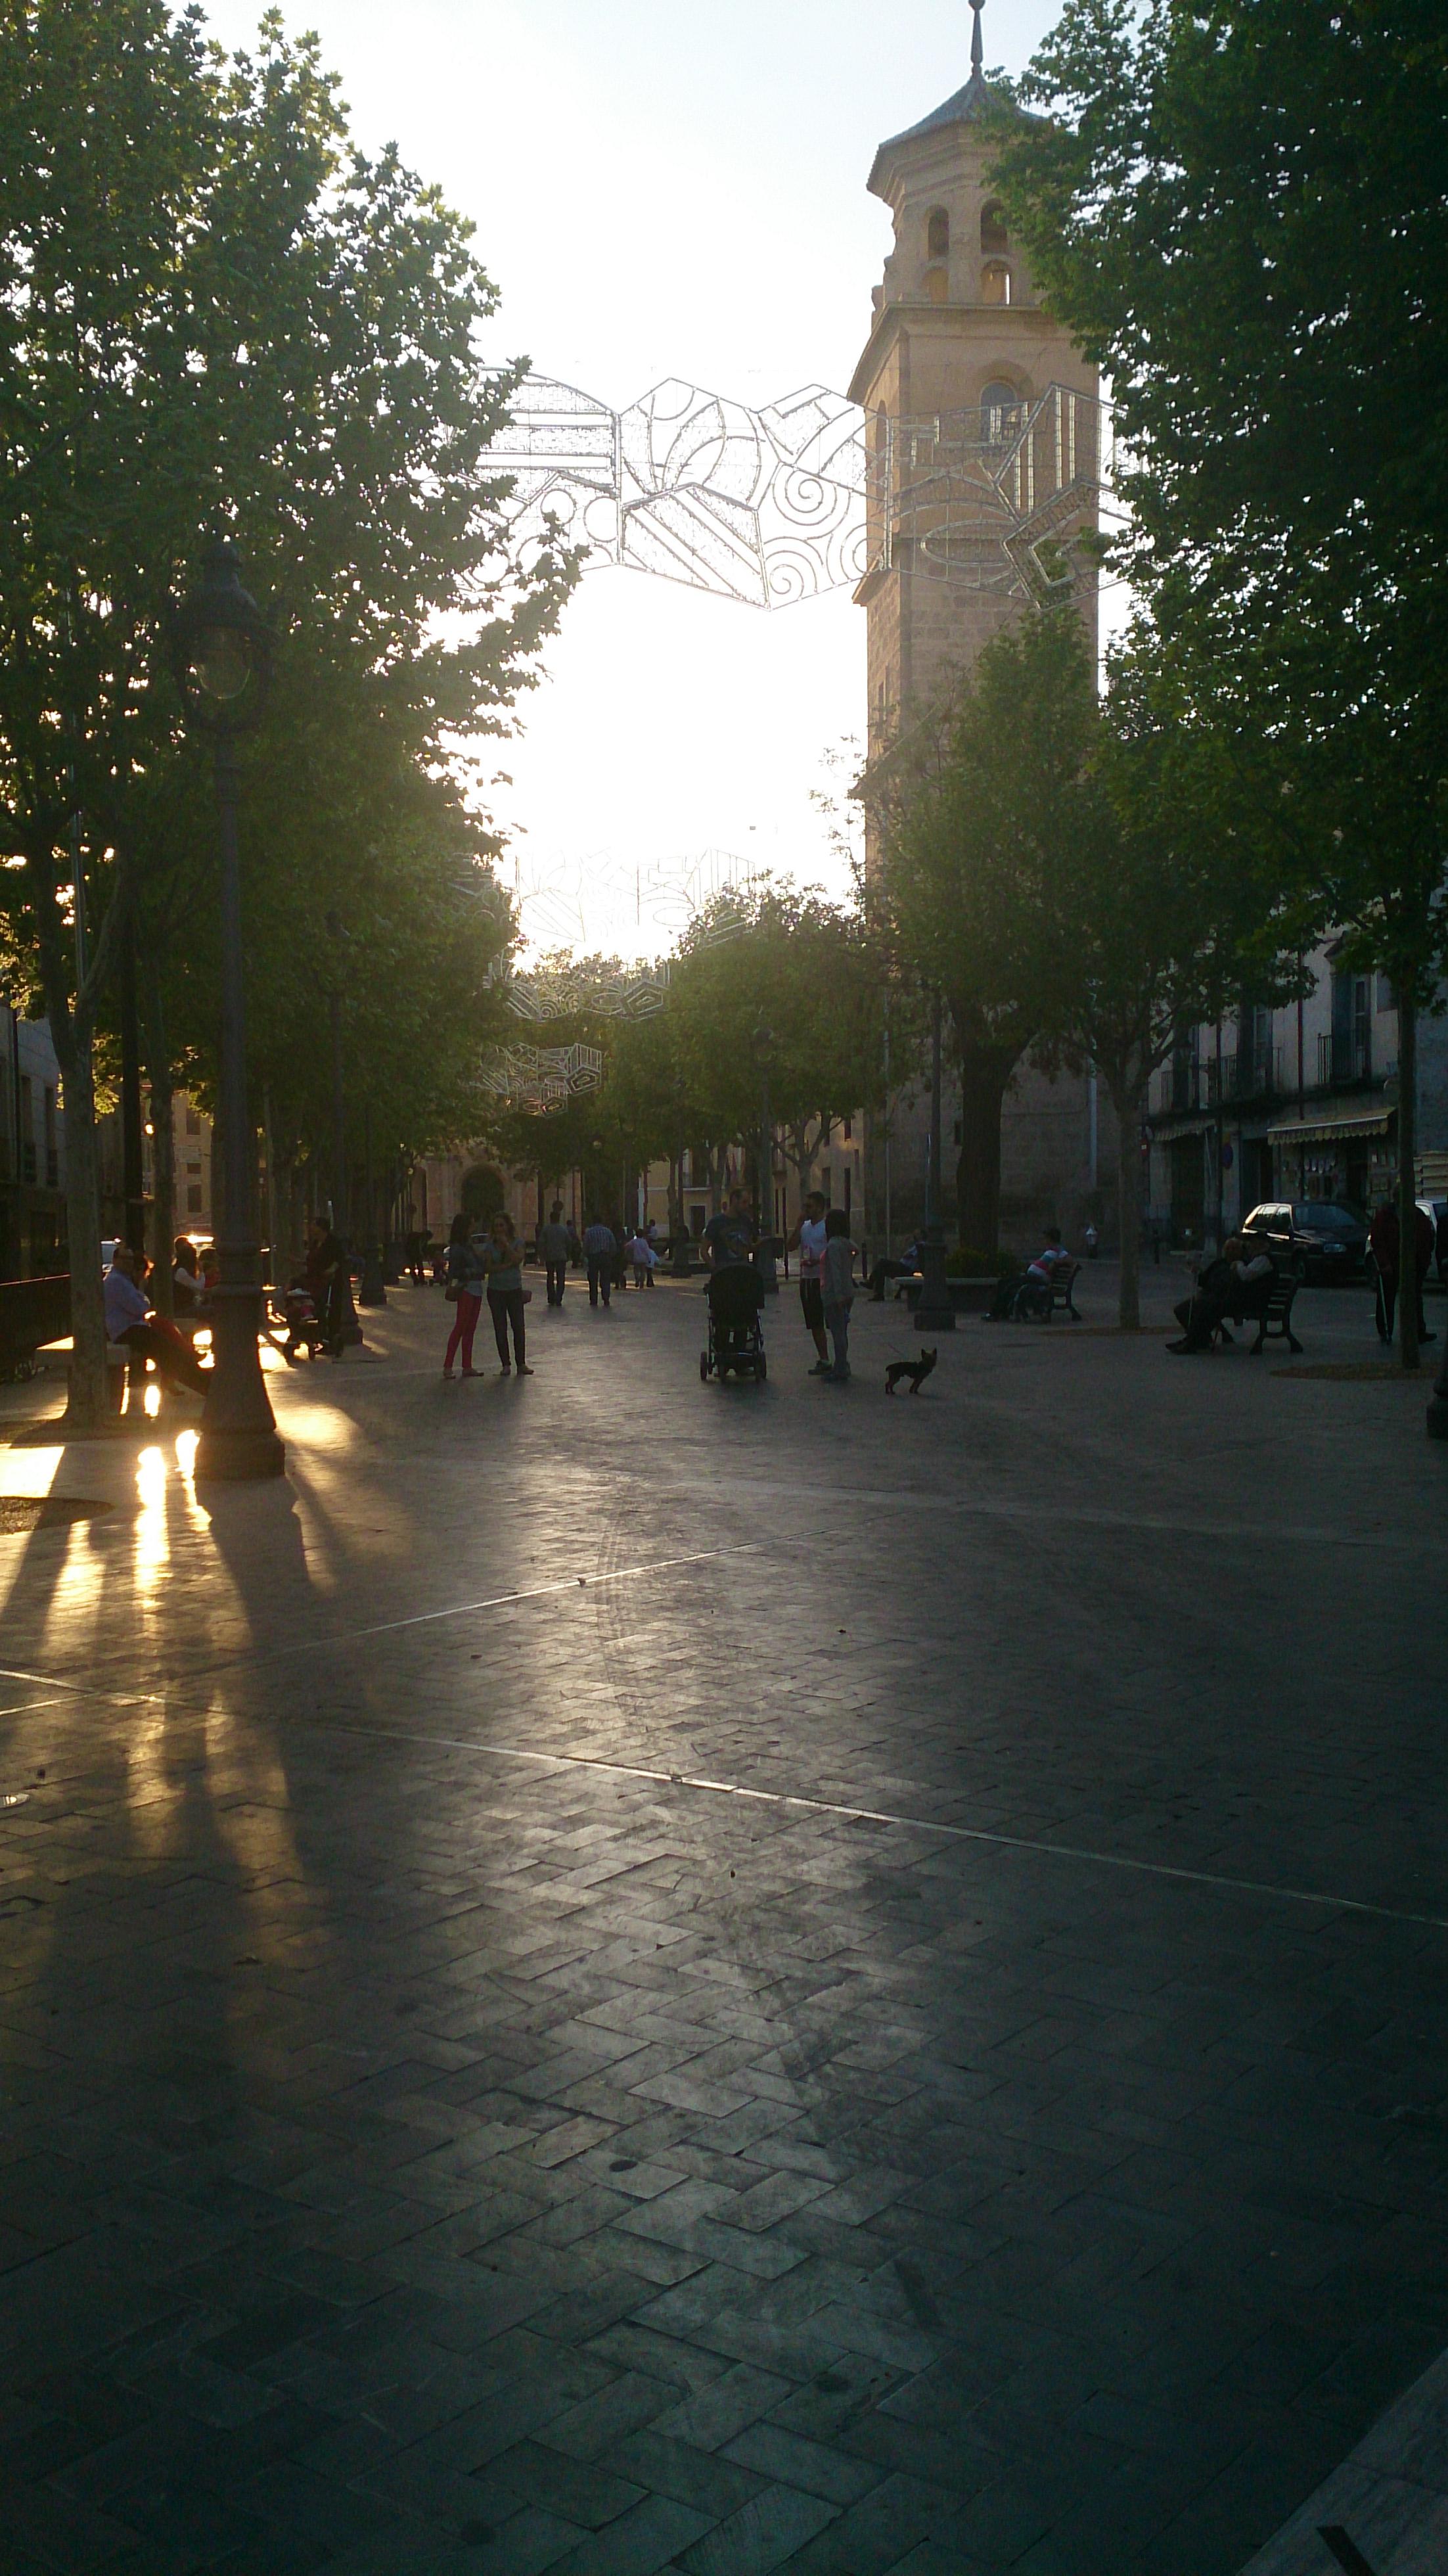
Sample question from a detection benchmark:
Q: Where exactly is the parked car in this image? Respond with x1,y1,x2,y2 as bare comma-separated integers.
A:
1240,1200,1369,1283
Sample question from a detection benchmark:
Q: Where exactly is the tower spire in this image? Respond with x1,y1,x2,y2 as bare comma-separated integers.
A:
970,0,985,80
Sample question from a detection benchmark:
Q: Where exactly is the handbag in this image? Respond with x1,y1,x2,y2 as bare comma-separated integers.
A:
443,1281,459,1302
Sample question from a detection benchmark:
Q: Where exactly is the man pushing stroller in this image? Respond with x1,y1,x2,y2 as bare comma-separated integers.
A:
701,1187,767,1379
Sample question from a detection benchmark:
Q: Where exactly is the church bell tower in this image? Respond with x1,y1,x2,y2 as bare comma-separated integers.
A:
849,0,1098,757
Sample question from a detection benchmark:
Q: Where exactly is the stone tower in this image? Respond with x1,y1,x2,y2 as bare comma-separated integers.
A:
849,0,1098,752
851,3,1115,1251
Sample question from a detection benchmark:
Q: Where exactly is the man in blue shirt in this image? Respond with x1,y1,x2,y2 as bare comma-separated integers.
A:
702,1187,756,1274
104,1247,208,1394
581,1216,617,1309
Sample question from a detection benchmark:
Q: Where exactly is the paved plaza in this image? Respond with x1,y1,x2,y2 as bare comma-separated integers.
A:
0,1266,1445,2575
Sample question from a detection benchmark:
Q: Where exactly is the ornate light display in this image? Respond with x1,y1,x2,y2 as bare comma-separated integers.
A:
491,376,867,608
494,375,1115,609
478,1042,604,1113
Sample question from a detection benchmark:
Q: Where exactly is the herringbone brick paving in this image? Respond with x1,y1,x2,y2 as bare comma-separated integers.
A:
0,1272,1444,2572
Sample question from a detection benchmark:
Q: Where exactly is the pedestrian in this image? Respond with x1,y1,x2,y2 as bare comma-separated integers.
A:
303,1212,350,1358
171,1235,203,1318
104,1245,208,1398
628,1227,657,1289
1084,1222,1099,1259
702,1185,756,1273
441,1210,485,1377
538,1199,570,1307
481,1210,532,1371
788,1189,830,1373
582,1214,617,1308
821,1206,857,1382
1369,1197,1436,1345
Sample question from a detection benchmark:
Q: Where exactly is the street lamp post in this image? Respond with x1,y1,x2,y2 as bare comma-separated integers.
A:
357,1101,387,1306
752,1022,779,1293
170,539,284,1479
323,911,364,1346
913,989,957,1333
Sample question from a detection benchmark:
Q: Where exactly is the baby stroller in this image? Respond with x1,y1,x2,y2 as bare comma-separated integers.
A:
269,1281,329,1362
700,1264,767,1383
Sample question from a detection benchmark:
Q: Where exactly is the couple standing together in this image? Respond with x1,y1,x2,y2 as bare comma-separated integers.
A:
791,1189,857,1383
443,1210,532,1377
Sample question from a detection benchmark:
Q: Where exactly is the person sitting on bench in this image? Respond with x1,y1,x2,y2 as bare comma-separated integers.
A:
1012,1226,1074,1318
865,1239,922,1301
1167,1236,1274,1353
104,1245,208,1395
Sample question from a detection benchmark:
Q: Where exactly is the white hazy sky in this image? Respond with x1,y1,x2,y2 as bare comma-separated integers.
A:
198,0,1065,955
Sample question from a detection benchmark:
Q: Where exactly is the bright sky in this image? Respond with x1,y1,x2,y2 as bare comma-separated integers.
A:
198,0,1065,957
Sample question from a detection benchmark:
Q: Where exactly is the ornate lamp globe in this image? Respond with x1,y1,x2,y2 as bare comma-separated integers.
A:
171,539,272,729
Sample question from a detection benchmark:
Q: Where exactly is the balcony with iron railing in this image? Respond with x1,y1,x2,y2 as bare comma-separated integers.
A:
1316,1030,1374,1090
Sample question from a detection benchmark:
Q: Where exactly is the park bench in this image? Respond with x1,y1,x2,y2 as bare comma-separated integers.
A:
1210,1270,1303,1356
1045,1260,1082,1322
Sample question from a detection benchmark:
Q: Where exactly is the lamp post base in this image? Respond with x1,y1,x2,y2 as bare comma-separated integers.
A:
912,1235,957,1333
195,1423,286,1481
357,1246,387,1306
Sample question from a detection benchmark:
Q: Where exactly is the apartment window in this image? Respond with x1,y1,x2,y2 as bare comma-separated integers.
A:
843,1116,852,1141
844,1168,852,1219
43,1085,57,1188
185,1103,200,1138
187,1184,202,1212
19,1074,35,1183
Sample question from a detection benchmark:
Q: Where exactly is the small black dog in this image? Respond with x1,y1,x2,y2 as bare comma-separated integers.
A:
885,1347,938,1395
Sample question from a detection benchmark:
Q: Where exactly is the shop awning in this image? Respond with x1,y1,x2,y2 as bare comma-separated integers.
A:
1265,1110,1391,1146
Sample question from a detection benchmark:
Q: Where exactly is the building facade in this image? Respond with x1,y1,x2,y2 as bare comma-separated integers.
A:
1146,952,1448,1244
0,1007,66,1278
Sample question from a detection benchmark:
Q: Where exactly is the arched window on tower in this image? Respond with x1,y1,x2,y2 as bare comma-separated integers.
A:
980,201,1008,253
925,267,949,304
981,260,1011,306
926,208,950,262
981,380,1024,447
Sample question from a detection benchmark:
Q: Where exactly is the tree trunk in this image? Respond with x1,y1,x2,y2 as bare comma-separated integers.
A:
148,1071,175,1316
1106,1070,1145,1330
1397,982,1420,1372
951,1032,1019,1254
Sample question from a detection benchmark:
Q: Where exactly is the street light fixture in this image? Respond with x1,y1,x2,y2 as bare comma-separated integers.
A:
170,538,284,1479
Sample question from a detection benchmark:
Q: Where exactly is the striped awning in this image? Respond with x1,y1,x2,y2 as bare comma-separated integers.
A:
1265,1110,1391,1146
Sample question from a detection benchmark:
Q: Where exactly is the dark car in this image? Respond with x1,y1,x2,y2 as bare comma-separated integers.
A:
1241,1200,1369,1283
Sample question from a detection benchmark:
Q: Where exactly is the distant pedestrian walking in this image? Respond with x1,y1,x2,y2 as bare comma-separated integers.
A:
627,1229,657,1289
821,1206,857,1383
483,1211,532,1371
788,1189,830,1373
442,1211,485,1376
583,1216,617,1308
539,1201,570,1307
